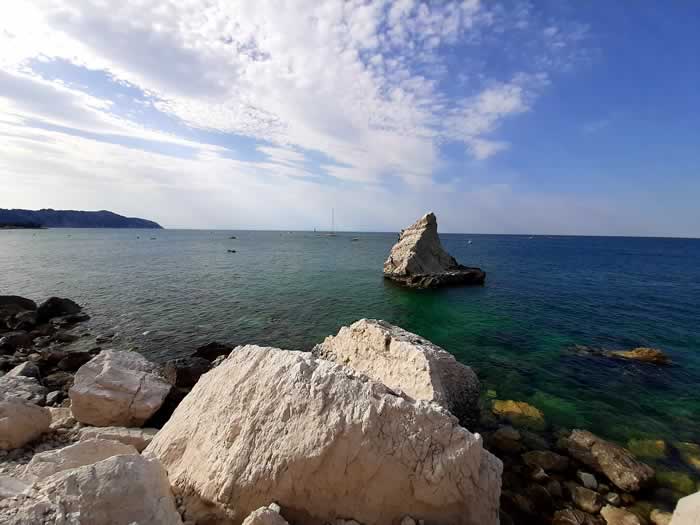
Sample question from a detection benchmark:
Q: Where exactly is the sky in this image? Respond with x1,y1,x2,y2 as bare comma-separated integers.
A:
0,1,698,236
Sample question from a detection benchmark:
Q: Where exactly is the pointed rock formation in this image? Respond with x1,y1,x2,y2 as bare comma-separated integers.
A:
384,212,485,288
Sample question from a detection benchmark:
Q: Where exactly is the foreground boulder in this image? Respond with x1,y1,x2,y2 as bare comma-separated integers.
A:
670,491,700,525
146,345,502,525
383,212,485,288
0,454,182,524
313,318,480,426
0,397,50,449
563,430,655,492
23,438,137,480
242,505,289,525
69,350,171,427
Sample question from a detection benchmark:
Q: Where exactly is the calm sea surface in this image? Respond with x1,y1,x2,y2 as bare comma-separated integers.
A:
1,229,699,460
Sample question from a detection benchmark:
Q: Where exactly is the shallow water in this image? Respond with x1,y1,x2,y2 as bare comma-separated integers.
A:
1,229,699,467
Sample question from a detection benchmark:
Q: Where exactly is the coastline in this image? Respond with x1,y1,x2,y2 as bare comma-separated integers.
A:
1,295,698,524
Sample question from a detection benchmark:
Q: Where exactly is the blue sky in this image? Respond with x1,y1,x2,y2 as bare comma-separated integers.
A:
0,1,698,236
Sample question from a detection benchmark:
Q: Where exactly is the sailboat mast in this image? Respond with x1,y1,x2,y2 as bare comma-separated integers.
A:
332,208,335,234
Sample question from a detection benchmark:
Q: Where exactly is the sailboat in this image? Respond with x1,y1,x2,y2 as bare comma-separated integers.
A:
326,208,337,237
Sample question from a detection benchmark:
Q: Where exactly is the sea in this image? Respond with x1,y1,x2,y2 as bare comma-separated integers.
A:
1,228,699,474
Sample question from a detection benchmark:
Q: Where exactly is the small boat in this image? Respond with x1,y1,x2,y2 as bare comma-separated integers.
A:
227,249,236,253
467,240,473,245
351,237,359,242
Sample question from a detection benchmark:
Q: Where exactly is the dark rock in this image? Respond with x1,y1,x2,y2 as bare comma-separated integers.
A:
163,356,211,388
44,371,74,392
0,375,47,404
194,341,233,362
49,312,91,327
571,485,604,514
57,352,96,372
522,450,570,472
145,386,189,428
564,430,655,492
46,390,63,406
9,310,38,331
546,479,563,498
37,297,82,323
53,330,80,343
0,296,37,330
0,331,33,352
526,483,554,514
5,361,41,380
489,425,523,454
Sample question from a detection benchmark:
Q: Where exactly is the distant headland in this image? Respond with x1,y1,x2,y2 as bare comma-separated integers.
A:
0,209,162,229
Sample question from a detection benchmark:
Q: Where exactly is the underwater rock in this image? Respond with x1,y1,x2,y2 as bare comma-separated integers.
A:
609,347,670,365
492,400,546,430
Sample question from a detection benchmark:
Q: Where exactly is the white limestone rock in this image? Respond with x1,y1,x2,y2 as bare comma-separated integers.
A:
48,407,75,430
241,505,289,525
313,318,481,426
383,212,485,288
0,397,50,450
671,491,700,525
146,345,502,525
69,350,171,427
0,375,47,405
78,426,159,452
0,477,29,500
0,454,182,525
23,438,137,480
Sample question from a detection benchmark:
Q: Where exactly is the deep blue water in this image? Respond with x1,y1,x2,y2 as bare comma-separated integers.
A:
1,229,699,465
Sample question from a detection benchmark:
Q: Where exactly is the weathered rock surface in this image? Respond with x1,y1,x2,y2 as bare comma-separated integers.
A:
146,345,502,525
69,350,171,427
23,438,137,480
312,319,480,426
522,450,569,472
0,375,47,405
564,430,655,492
553,508,603,525
0,397,50,450
650,509,673,525
79,426,158,452
609,347,670,365
0,476,29,500
383,212,485,288
0,454,182,524
5,361,40,380
0,296,36,331
242,505,290,525
670,492,700,524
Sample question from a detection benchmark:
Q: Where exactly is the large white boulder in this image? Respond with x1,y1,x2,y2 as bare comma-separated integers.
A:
0,397,50,450
313,318,481,426
23,438,137,480
383,212,485,288
0,454,182,524
79,426,158,452
671,492,700,525
69,350,171,427
146,345,502,525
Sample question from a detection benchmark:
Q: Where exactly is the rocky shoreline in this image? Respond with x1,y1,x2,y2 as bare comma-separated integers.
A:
0,295,698,524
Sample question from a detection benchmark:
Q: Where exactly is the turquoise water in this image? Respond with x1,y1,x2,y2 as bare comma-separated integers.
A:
1,229,699,454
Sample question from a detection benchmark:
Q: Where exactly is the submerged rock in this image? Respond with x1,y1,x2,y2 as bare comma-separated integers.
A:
492,400,546,430
193,341,234,361
69,350,171,427
383,212,486,288
609,347,670,365
564,430,655,492
312,318,481,426
146,345,502,525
